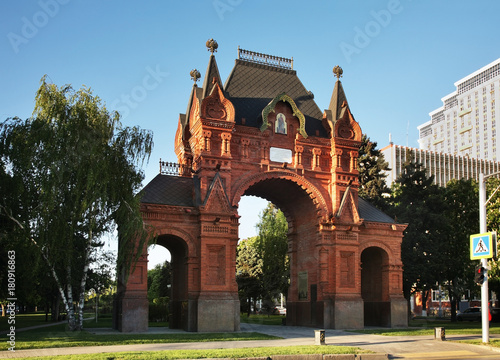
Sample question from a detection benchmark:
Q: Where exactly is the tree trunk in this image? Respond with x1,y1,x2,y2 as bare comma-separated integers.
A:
247,297,251,317
95,293,99,324
52,296,60,321
77,262,90,330
77,233,92,330
34,239,76,330
65,263,78,331
449,282,457,322
422,290,429,316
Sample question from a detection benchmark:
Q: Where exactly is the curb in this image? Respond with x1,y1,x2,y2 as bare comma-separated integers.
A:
238,354,388,360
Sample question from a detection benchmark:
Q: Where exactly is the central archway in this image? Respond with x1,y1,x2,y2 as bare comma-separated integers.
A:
235,174,329,327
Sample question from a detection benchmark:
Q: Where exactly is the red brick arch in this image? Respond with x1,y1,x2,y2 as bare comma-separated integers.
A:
359,241,393,261
231,170,330,219
115,46,408,333
153,226,198,257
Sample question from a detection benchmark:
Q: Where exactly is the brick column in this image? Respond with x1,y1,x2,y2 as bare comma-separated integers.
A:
113,253,149,332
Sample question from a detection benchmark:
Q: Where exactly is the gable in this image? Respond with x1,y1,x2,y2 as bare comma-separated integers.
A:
336,187,360,224
203,173,232,214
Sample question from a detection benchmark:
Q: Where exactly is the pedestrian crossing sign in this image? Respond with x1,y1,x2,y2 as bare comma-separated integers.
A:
470,232,496,260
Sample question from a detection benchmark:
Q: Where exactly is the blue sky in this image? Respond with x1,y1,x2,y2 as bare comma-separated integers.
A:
2,0,500,267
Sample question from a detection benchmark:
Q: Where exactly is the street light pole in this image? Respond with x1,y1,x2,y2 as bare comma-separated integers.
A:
479,173,489,343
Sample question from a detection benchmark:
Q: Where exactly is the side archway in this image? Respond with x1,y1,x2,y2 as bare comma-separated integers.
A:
154,233,190,330
361,246,390,327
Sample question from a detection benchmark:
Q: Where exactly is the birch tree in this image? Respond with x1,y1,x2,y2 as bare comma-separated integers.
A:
0,76,153,330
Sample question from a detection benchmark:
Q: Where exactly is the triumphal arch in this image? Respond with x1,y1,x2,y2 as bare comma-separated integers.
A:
114,40,408,332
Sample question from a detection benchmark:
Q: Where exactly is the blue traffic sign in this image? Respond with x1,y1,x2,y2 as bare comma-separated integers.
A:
470,232,495,260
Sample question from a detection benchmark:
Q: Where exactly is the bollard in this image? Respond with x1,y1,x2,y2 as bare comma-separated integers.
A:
314,329,326,345
434,327,445,341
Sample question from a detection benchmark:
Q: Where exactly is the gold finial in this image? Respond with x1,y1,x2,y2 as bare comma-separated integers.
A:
333,65,343,80
206,38,218,54
190,69,201,84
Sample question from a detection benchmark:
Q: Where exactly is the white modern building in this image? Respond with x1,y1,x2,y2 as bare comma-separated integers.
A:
418,58,500,161
381,143,500,187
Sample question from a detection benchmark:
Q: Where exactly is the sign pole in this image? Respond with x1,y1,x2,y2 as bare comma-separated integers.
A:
479,173,489,343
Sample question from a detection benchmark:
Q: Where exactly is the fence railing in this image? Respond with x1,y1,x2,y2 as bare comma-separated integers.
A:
238,47,293,70
159,160,191,176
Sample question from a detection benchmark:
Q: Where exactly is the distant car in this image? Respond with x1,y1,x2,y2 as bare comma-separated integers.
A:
274,306,286,315
490,308,500,322
457,307,481,321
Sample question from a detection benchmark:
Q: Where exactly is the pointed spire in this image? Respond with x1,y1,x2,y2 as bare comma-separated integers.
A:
202,39,223,99
183,69,202,138
328,65,348,120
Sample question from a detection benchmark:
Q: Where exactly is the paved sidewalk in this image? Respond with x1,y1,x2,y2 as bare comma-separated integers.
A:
2,323,500,359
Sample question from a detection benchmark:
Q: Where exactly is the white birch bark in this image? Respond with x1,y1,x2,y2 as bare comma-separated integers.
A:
77,237,92,330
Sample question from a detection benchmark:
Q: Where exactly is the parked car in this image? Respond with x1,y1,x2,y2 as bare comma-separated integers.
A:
273,306,286,315
457,307,481,321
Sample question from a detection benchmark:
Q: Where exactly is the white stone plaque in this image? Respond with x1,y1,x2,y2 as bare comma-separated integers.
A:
270,147,292,163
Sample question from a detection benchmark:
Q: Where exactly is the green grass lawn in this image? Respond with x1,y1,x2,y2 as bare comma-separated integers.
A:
0,312,61,331
5,345,367,360
1,323,280,351
0,312,166,331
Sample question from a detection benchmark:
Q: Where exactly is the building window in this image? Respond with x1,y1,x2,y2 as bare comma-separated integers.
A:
432,289,449,302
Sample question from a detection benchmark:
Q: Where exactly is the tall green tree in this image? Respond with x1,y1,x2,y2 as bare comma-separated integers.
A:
236,236,263,315
147,260,172,302
442,179,479,321
388,151,448,308
255,203,289,307
486,177,500,299
0,76,153,330
358,134,391,210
